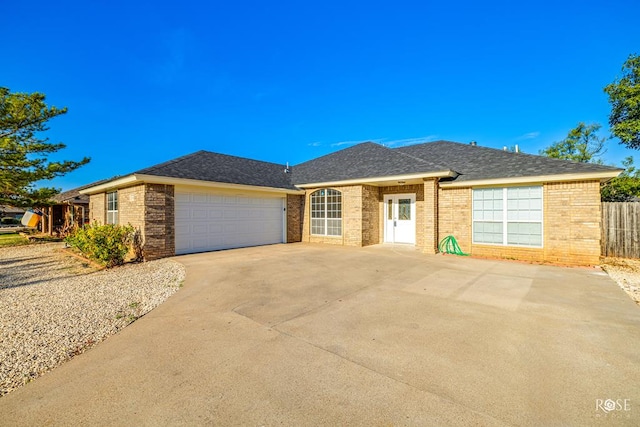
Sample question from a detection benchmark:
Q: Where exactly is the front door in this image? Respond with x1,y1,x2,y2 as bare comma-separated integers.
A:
384,194,416,244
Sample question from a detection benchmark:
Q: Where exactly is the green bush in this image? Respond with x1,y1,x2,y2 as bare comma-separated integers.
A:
66,223,138,267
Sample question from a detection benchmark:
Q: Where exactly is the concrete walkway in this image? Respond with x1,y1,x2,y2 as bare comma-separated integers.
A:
1,243,639,425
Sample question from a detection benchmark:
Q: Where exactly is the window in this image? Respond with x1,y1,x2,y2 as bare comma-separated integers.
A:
398,198,411,220
106,191,118,225
310,189,342,236
473,186,542,247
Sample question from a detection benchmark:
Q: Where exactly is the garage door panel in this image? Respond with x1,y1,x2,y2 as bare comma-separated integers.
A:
175,188,284,255
175,193,191,203
208,210,223,219
192,194,208,203
208,224,223,233
192,209,208,219
192,224,208,234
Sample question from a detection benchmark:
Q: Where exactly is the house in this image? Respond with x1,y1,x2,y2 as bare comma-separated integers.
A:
80,140,621,265
0,205,25,220
40,179,114,235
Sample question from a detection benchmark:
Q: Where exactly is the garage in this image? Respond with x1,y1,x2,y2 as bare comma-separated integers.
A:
175,186,285,255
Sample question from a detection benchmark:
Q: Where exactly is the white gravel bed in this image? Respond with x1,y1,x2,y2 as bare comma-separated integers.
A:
0,243,185,396
601,257,640,304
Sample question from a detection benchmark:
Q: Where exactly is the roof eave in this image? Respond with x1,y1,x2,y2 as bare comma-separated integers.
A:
439,170,623,188
294,170,456,189
79,174,304,195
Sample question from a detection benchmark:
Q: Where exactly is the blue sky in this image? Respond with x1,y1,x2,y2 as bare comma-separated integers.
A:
4,0,640,191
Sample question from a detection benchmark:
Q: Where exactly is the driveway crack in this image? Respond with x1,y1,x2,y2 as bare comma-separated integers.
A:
272,326,507,426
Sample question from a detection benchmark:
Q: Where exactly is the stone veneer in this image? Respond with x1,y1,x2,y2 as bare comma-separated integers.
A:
286,194,304,243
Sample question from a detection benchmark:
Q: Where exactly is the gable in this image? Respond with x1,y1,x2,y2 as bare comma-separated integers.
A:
291,142,450,185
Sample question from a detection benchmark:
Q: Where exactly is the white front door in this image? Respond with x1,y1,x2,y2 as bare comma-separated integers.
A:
384,194,416,244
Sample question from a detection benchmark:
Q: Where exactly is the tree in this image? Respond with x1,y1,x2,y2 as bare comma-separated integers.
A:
0,87,89,206
601,156,640,201
539,122,606,163
604,54,640,149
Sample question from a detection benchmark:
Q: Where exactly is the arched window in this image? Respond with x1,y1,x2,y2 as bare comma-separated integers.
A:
310,189,342,236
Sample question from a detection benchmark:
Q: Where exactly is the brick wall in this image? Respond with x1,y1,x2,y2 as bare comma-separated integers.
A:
438,187,472,253
362,185,380,246
301,183,433,249
343,186,363,246
422,179,438,254
438,181,602,266
89,194,105,224
87,184,175,261
543,180,601,265
118,185,146,229
142,184,175,260
301,185,366,246
286,194,304,243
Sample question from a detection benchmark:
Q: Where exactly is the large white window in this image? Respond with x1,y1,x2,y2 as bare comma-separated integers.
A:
473,186,542,247
310,189,342,236
106,191,118,225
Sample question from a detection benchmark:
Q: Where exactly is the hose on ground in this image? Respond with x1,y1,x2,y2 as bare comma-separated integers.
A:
438,235,469,256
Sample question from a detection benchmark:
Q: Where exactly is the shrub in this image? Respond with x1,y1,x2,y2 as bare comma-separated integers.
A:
66,223,138,267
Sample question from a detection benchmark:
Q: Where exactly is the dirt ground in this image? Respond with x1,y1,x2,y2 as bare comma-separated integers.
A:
601,257,640,305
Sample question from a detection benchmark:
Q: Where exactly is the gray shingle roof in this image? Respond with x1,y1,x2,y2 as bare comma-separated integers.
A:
135,150,298,190
53,178,117,204
395,140,621,182
85,140,621,193
290,142,448,185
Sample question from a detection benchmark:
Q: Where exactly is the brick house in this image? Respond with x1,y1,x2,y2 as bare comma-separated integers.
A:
80,141,621,265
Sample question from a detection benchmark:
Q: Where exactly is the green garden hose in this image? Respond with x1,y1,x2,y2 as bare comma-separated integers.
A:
438,235,469,256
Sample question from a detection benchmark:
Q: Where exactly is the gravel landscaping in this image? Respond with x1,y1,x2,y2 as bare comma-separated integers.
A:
0,243,185,397
601,257,640,304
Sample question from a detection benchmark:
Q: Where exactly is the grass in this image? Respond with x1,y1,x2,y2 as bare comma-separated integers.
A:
0,232,63,248
0,233,29,247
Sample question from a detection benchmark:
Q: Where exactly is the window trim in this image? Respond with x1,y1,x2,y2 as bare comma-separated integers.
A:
106,191,119,225
310,189,342,237
472,186,544,248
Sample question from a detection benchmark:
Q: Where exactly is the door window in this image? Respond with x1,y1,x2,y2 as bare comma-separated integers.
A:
398,199,411,220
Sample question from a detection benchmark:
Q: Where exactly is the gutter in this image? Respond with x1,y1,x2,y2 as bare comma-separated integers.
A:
79,174,305,195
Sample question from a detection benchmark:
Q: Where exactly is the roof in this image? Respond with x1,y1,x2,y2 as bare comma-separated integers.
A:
52,178,117,204
81,140,622,194
135,150,298,190
395,140,621,183
291,142,450,185
0,205,25,215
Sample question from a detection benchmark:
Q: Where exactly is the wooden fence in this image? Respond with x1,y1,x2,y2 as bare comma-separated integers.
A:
601,202,640,259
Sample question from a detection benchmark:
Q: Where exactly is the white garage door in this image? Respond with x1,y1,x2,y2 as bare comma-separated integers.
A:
175,187,285,255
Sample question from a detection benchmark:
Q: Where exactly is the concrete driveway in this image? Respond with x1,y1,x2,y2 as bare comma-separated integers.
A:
1,244,639,426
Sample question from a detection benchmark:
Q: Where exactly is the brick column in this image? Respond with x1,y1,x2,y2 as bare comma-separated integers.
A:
143,184,175,260
286,194,304,243
423,178,439,254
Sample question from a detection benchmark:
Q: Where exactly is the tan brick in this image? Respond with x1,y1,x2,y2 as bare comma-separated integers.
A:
437,181,602,266
89,184,175,261
89,194,105,224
